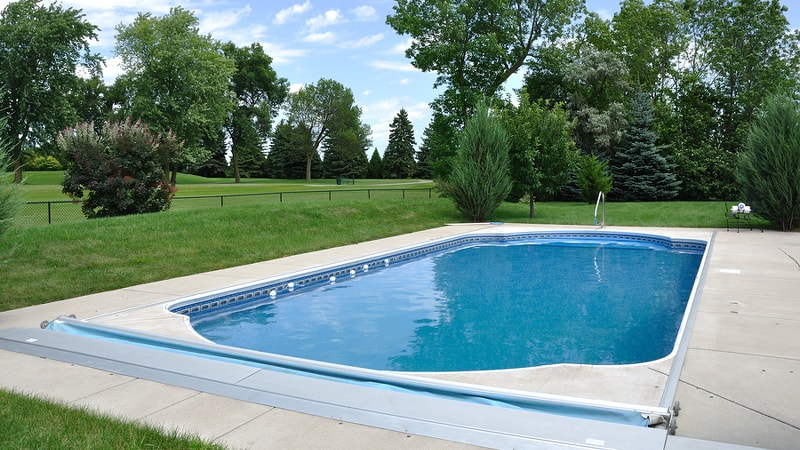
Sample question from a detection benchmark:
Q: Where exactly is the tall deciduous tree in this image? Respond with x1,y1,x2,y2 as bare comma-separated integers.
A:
383,109,417,178
0,0,102,183
737,94,800,230
222,42,289,183
287,78,364,181
114,7,235,184
690,0,800,154
609,0,687,97
387,0,583,125
563,47,630,158
501,90,578,217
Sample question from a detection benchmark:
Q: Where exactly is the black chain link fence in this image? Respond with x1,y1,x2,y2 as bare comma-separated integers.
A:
18,187,436,227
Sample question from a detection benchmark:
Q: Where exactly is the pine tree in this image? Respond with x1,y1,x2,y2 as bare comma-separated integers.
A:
419,113,458,180
440,102,512,222
367,148,385,178
611,92,679,201
267,121,320,179
737,94,800,230
383,109,417,178
322,125,370,179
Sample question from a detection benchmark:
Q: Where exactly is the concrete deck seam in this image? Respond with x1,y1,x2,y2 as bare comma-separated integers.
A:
677,379,800,432
688,347,800,362
213,407,278,443
141,390,205,420
778,247,800,269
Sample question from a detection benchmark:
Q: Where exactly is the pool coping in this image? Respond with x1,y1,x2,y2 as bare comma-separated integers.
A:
81,224,712,412
2,223,797,449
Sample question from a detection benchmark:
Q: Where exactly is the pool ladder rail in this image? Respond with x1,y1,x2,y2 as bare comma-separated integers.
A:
594,191,606,228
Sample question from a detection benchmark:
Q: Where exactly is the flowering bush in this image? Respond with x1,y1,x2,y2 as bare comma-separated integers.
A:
59,118,181,218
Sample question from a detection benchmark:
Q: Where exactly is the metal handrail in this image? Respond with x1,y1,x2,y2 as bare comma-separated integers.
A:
593,191,605,228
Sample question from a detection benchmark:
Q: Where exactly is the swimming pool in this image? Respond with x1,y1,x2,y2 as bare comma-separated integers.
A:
22,226,709,437
174,231,705,372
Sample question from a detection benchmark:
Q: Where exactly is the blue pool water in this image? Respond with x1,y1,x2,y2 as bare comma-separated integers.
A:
190,236,703,372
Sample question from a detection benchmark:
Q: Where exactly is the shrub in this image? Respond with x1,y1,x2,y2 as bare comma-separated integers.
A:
0,136,21,236
737,94,800,230
439,103,512,222
59,118,180,219
576,154,613,203
26,155,63,171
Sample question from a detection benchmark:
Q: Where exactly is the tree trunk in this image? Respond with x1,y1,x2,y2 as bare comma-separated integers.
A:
13,159,23,184
529,192,535,219
305,152,312,181
232,146,241,183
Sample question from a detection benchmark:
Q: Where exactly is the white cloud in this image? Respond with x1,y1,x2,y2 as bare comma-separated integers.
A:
369,60,419,72
303,31,337,45
260,42,308,65
289,83,305,93
352,5,377,21
349,33,384,48
306,10,345,31
391,38,414,55
199,5,250,32
363,89,372,96
362,99,431,152
273,1,312,25
399,78,411,85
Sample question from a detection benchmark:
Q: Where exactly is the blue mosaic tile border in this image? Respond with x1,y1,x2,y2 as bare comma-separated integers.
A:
169,231,707,320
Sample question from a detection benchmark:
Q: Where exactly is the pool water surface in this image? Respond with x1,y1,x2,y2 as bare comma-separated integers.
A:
189,236,703,372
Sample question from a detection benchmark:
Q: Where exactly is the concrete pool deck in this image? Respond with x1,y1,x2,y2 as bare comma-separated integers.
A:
0,224,798,449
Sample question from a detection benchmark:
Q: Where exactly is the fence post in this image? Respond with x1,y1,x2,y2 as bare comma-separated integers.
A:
220,196,224,207
368,189,371,200
329,190,332,201
48,202,52,224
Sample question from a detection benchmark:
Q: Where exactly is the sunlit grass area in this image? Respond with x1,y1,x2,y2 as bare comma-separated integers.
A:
0,390,223,450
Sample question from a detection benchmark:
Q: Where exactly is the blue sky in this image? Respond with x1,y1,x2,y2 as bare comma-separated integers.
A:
3,0,798,153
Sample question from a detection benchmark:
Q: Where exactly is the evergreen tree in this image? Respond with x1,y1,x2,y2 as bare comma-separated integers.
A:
440,102,513,222
323,123,370,179
737,94,800,230
610,92,679,201
366,148,385,179
267,121,319,179
420,113,459,180
383,109,417,178
415,135,433,179
0,122,21,236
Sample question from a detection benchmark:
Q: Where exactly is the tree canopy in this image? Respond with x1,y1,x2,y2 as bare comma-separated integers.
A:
114,7,235,183
0,0,102,182
222,42,289,182
383,109,417,178
387,0,583,124
287,78,366,181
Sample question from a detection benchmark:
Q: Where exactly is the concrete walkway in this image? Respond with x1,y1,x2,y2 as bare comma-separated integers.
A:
0,224,798,449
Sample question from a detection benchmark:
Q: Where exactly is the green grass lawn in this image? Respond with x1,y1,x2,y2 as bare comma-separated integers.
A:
0,173,771,449
0,390,223,449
